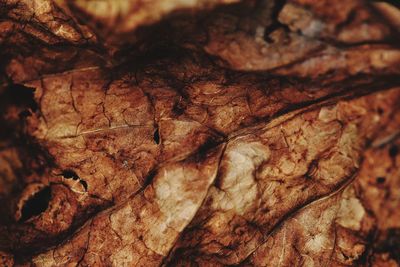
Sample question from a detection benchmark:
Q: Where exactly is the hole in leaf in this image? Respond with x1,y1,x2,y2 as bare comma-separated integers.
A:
376,177,386,184
61,170,80,180
153,128,160,144
4,84,38,112
389,145,398,158
20,186,51,222
80,180,88,191
263,0,289,43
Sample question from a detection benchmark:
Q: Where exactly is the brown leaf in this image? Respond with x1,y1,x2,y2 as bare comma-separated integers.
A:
0,0,400,266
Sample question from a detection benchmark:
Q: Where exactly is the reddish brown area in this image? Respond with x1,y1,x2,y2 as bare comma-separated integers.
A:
0,0,399,266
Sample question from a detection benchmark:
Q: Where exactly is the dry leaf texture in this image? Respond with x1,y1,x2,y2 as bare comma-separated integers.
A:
0,0,400,266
